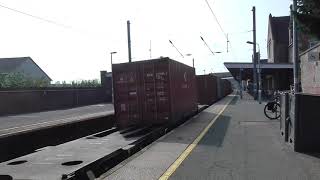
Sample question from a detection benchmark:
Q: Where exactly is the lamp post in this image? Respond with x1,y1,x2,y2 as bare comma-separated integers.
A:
110,51,117,104
211,51,222,73
202,51,221,75
247,41,261,104
110,51,117,72
185,53,195,68
169,40,184,58
214,51,222,59
240,68,243,99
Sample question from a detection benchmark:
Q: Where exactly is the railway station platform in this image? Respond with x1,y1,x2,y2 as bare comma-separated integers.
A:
0,104,114,138
100,93,320,180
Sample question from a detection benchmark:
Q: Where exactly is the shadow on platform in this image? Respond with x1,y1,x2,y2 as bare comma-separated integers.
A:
158,111,231,147
198,115,231,147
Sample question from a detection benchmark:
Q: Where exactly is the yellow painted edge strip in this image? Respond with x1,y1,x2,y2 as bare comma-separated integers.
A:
159,95,235,180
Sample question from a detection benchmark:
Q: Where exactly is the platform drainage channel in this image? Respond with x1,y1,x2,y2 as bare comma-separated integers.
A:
0,175,12,180
7,160,27,165
239,121,277,126
86,136,99,139
61,160,83,166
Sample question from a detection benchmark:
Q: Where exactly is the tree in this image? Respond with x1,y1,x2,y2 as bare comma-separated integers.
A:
296,0,320,39
0,72,48,88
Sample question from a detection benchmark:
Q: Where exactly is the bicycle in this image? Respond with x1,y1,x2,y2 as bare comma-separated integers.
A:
264,91,281,120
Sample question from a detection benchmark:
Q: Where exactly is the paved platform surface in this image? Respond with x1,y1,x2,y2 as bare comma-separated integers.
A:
100,95,234,180
101,93,320,180
0,104,113,137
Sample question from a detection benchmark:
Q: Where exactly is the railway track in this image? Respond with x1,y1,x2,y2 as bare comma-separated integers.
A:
0,105,208,180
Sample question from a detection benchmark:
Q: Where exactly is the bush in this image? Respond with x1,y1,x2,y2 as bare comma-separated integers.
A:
0,73,101,88
71,79,100,87
51,79,101,88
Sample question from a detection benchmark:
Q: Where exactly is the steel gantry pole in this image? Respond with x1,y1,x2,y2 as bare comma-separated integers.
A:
127,20,132,63
292,0,299,93
110,51,117,104
257,47,262,104
252,6,257,100
240,68,243,99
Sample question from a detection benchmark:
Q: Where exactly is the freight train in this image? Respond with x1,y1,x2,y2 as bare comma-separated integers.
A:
112,57,232,129
196,74,232,105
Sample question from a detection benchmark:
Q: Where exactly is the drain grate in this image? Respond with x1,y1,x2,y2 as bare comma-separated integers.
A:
0,175,12,180
61,161,83,166
7,160,27,165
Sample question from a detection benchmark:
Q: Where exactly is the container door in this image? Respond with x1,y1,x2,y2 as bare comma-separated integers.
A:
114,67,141,128
155,62,170,124
142,64,157,125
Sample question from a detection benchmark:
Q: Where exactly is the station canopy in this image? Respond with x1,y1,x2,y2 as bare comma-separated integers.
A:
224,62,293,81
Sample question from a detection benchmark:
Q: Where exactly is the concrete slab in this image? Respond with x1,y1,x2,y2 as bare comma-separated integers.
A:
0,128,145,180
0,104,114,137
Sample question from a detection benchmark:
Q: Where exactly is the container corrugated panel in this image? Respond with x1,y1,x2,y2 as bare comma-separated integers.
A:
113,63,142,128
112,57,197,128
216,78,222,99
222,79,232,96
196,74,218,105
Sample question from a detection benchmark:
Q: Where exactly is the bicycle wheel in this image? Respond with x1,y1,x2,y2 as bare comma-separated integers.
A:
264,102,281,120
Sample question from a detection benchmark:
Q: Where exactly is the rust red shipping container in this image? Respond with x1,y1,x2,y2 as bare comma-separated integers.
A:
196,74,218,105
112,57,198,129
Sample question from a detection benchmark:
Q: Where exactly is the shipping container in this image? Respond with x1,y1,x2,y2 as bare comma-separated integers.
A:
222,79,232,96
112,57,198,129
196,74,218,105
216,77,223,99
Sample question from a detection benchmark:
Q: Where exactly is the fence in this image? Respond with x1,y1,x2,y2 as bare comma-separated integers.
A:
0,87,111,116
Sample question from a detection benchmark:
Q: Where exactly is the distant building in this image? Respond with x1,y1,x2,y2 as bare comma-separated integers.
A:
267,14,290,63
0,57,52,84
225,14,293,98
211,72,232,79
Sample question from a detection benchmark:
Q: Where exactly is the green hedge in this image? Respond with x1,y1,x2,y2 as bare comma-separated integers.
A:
0,73,101,88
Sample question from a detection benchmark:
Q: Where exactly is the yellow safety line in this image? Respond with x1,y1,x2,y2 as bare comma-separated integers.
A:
159,95,235,180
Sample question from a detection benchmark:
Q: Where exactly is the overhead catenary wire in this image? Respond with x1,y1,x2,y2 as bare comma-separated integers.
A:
200,36,215,55
169,40,184,58
203,0,241,59
0,2,72,29
204,0,232,54
204,0,227,39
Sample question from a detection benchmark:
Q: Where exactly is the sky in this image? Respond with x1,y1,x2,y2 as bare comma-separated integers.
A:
0,0,292,82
